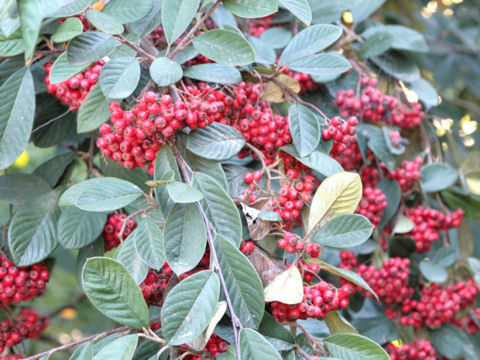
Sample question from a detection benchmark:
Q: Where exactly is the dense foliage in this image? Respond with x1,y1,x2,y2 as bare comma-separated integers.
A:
1,0,480,359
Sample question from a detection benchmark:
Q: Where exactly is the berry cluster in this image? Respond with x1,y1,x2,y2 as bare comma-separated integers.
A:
277,232,321,258
102,213,137,251
452,308,480,334
387,339,437,360
0,355,22,360
183,333,229,360
239,240,254,255
399,280,478,329
140,263,174,306
334,77,424,129
282,67,319,93
271,280,353,322
385,157,423,192
0,309,48,354
44,60,103,111
355,187,387,228
0,256,49,308
405,206,464,253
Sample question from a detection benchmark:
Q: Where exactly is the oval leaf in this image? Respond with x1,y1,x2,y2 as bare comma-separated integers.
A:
102,0,153,23
281,145,343,178
187,122,245,161
419,260,448,283
18,0,42,61
420,163,458,193
52,17,84,43
363,25,428,53
239,328,282,360
193,29,256,66
134,218,165,271
86,10,124,35
290,53,352,83
161,270,220,345
58,207,107,249
324,333,390,360
100,57,140,99
278,0,312,25
78,82,116,133
93,334,138,360
49,52,92,84
264,266,303,305
164,203,207,275
215,237,265,328
288,102,320,157
118,231,149,284
166,181,204,203
0,173,51,204
223,0,277,18
183,63,242,84
82,257,150,328
161,0,200,44
150,57,183,86
312,214,373,248
67,31,119,66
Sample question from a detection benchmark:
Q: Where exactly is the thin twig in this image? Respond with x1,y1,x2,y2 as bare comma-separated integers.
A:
118,204,159,241
169,143,242,360
114,34,156,62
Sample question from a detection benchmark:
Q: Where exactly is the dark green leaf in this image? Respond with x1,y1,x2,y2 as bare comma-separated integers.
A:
431,324,474,359
363,25,428,53
154,146,181,216
150,57,183,86
49,52,92,84
93,334,138,360
134,218,165,271
33,151,77,187
166,181,204,203
420,163,458,193
258,312,294,344
98,158,150,193
0,68,35,170
118,231,149,284
324,333,390,360
8,191,60,266
183,63,242,84
187,150,228,190
280,145,343,178
223,0,277,18
288,102,321,157
78,82,117,133
193,172,242,247
52,17,84,43
59,177,144,212
278,0,312,25
67,31,119,66
248,36,276,65
58,207,107,249
325,312,358,334
290,53,351,83
0,28,24,57
164,203,207,275
161,0,200,44
193,29,256,66
82,257,150,328
356,124,395,170
18,0,42,61
86,10,124,35
312,214,373,248
407,78,439,109
215,237,264,328
69,341,93,360
100,57,140,99
0,173,51,204
102,0,153,24
370,52,420,82
239,328,282,360
311,0,342,25
50,0,92,17
259,28,292,49
0,56,24,85
279,24,342,65
187,122,245,161
359,31,393,58
377,178,400,228
419,260,447,283
432,246,458,268
442,190,480,221
161,270,220,345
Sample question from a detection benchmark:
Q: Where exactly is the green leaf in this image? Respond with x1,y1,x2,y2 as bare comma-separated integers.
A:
50,0,92,17
258,212,282,222
100,57,140,99
118,231,149,284
363,25,428,53
154,146,181,216
215,237,264,328
0,57,24,85
18,0,42,61
82,257,150,328
318,261,378,300
49,52,91,84
392,214,414,235
290,53,351,82
193,172,242,247
312,214,373,248
407,78,439,110
442,190,480,221
279,24,342,65
67,31,119,66
311,0,342,25
419,260,447,283
370,52,420,82
0,173,51,204
98,157,149,193
432,247,458,268
193,29,256,66
161,270,220,345
0,28,24,57
420,163,458,193
278,0,311,25
280,145,343,178
248,36,276,65
164,203,207,275
350,0,386,23
166,181,204,203
93,334,138,360
150,57,183,87
134,218,165,271
260,28,292,49
86,10,124,35
69,342,93,360
258,313,295,344
187,150,228,190
239,328,282,360
161,0,200,44
0,68,35,170
78,82,117,133
356,124,395,170
59,177,144,212
52,17,83,43
359,31,393,58
377,178,400,229
325,312,359,335
102,0,153,24
187,122,245,161
324,333,390,360
58,207,107,249
8,191,60,266
183,63,242,84
430,324,474,359
223,0,277,18
288,102,321,157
